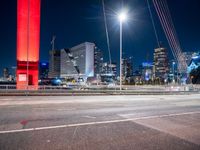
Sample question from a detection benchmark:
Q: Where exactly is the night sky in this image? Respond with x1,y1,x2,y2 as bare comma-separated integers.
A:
0,0,200,76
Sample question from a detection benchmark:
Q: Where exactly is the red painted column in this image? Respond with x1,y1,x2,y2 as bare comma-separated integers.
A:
17,0,41,90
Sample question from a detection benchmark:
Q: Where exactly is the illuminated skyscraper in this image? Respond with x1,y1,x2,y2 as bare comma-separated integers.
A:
153,47,169,80
94,47,103,76
122,57,133,79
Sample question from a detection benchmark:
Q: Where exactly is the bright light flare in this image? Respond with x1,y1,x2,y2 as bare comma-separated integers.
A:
118,11,127,22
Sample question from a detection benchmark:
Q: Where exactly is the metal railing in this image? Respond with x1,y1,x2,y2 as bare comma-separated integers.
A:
0,84,200,92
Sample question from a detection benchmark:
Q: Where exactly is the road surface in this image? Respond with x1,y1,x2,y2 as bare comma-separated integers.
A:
0,95,200,150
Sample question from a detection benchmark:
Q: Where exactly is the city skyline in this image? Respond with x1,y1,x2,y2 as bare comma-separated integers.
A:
0,0,200,75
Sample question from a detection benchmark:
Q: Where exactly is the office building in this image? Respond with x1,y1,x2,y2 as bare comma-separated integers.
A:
48,50,61,78
122,57,133,79
39,62,49,79
141,62,153,81
94,47,103,76
101,62,117,76
101,62,117,83
60,42,95,81
3,68,9,79
153,47,169,80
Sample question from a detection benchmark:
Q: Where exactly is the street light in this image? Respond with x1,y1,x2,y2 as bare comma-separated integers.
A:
118,11,127,23
118,10,127,91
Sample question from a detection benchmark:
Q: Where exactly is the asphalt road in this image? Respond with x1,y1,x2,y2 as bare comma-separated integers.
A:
0,95,200,150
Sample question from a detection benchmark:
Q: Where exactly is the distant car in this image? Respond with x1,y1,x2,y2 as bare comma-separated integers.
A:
78,77,84,82
51,78,62,86
108,83,116,87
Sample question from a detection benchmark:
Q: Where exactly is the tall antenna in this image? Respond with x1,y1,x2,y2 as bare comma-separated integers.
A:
51,35,56,51
51,35,56,75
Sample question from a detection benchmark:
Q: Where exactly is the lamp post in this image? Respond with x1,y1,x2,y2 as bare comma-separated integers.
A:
118,11,127,91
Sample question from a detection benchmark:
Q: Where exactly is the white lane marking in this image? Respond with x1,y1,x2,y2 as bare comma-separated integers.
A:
0,119,133,134
119,111,200,119
83,116,96,119
0,111,200,134
0,98,12,101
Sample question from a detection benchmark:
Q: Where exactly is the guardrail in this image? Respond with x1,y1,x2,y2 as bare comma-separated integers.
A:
0,84,200,92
